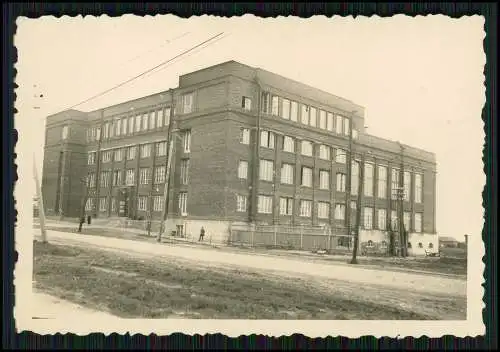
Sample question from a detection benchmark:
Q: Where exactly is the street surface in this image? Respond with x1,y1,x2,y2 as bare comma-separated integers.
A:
34,229,466,298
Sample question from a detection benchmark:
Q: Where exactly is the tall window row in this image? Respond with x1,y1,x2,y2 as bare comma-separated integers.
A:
261,92,356,137
87,141,169,165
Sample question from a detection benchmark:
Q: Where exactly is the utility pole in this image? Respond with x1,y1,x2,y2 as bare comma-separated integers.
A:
157,89,176,242
345,111,356,249
93,109,106,217
350,153,365,264
33,154,47,243
250,73,262,223
398,143,406,257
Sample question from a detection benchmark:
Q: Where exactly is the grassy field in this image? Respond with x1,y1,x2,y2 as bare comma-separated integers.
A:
33,242,466,320
36,225,467,277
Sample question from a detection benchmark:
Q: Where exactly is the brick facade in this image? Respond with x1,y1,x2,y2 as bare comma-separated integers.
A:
42,60,437,237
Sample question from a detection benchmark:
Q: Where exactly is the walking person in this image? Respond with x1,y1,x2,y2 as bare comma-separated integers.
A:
199,226,205,242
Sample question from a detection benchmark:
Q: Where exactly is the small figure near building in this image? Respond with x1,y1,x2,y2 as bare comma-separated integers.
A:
199,227,205,242
87,215,92,225
78,216,85,233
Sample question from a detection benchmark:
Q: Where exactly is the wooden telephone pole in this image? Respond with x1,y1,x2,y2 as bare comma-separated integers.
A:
33,154,47,243
350,153,365,264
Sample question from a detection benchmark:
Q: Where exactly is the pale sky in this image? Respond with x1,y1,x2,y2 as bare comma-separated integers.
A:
14,14,485,241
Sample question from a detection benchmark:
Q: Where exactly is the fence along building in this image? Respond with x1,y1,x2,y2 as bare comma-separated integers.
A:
42,60,437,251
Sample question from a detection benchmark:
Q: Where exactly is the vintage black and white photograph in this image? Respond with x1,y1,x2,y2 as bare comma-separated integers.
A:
15,14,485,337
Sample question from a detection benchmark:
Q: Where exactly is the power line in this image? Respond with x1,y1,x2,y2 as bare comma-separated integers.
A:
64,32,225,111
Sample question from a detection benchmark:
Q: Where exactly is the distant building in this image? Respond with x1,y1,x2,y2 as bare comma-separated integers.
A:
439,236,459,248
41,60,437,246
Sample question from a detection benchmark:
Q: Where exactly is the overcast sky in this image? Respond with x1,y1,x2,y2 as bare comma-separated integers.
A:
15,14,485,240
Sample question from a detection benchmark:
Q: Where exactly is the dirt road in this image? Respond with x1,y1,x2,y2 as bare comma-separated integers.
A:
34,230,466,297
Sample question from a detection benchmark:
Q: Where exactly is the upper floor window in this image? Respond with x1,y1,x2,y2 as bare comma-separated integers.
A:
121,117,127,135
404,171,411,202
156,109,164,127
283,136,295,153
114,148,123,162
261,92,270,114
128,116,134,134
95,127,101,141
242,96,252,111
156,141,168,156
301,105,309,125
61,125,69,140
260,130,275,149
290,101,298,122
335,148,347,164
135,115,141,133
327,112,334,132
377,165,387,199
319,170,330,190
259,159,274,182
319,110,327,130
140,144,151,158
343,117,350,136
364,163,374,197
182,93,194,114
148,111,156,130
335,115,343,134
309,107,317,127
164,107,171,125
127,146,136,160
319,145,330,160
281,98,290,119
271,95,279,116
115,119,121,137
301,167,313,187
141,113,148,131
102,151,112,163
301,140,313,157
87,152,96,165
415,174,423,203
182,130,192,153
103,123,110,139
240,128,250,145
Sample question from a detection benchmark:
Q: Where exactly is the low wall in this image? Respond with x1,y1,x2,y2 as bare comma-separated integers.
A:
358,229,439,257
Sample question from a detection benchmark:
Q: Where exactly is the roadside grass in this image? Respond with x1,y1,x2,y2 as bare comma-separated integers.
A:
35,225,467,277
33,242,450,320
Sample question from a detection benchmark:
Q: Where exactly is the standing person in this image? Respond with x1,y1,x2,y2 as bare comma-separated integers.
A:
199,227,205,242
78,215,85,233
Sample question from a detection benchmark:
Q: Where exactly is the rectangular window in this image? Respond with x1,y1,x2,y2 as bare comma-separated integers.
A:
271,95,279,116
335,115,343,134
301,105,309,125
260,130,275,149
112,170,122,186
111,197,117,213
87,152,96,165
103,123,109,139
378,166,387,199
259,159,274,182
236,195,248,212
149,111,156,130
319,110,327,129
327,112,334,131
301,167,313,187
257,195,273,214
299,200,312,217
335,203,346,220
135,115,141,132
96,127,101,140
240,128,250,145
127,146,136,160
391,168,400,200
102,151,112,163
336,173,346,192
153,196,163,211
309,107,317,127
85,198,94,211
87,173,96,188
99,197,107,212
318,202,330,219
319,170,330,190
283,136,295,153
242,96,252,111
154,166,166,184
140,144,151,158
301,140,313,157
343,117,350,136
281,98,290,119
178,192,188,215
280,197,293,216
128,116,134,134
139,168,151,185
281,163,294,185
114,149,123,162
319,145,330,160
364,163,374,197
126,169,135,186
100,171,110,188
414,213,423,233
363,207,374,229
61,126,69,140
180,159,190,185
137,196,147,211
238,160,248,180
156,141,167,156
117,118,124,136
391,210,398,231
404,171,411,202
378,209,387,230
182,93,194,114
335,149,347,164
182,130,191,153
414,174,423,203
290,101,298,122
156,109,164,127
261,92,270,113
351,161,359,196
404,211,411,231
164,107,171,125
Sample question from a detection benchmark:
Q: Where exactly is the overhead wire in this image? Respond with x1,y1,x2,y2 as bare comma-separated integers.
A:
63,32,225,112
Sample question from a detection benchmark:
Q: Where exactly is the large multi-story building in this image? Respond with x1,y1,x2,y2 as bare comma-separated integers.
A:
42,60,437,249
